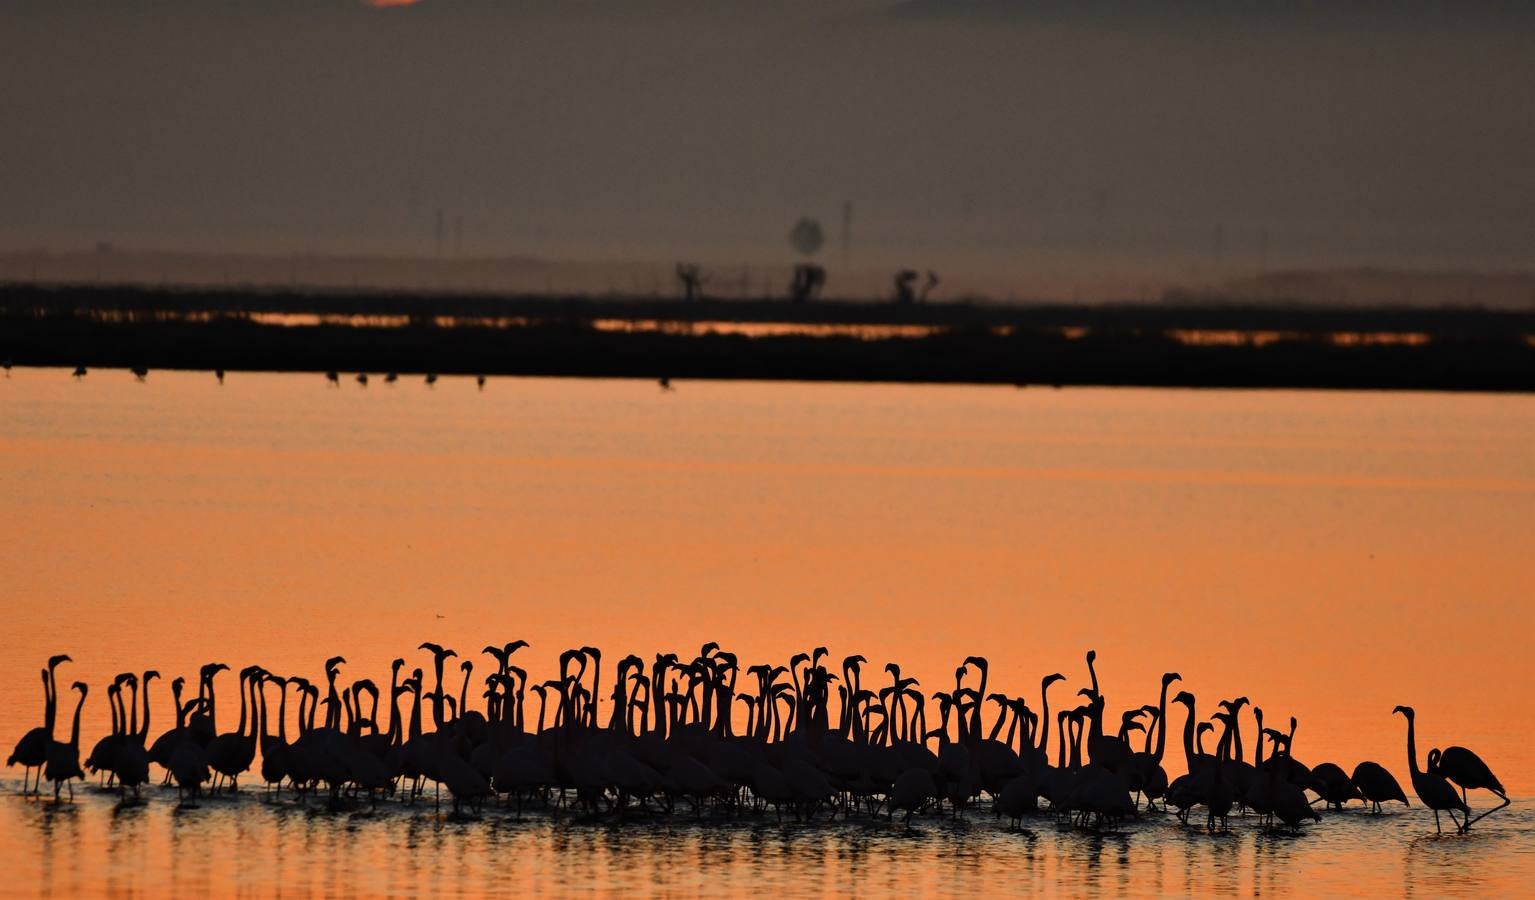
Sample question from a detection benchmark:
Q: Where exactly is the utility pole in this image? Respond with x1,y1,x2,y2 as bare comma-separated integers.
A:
841,200,852,269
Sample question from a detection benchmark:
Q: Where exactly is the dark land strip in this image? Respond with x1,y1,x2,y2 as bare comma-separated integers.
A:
3,283,1532,392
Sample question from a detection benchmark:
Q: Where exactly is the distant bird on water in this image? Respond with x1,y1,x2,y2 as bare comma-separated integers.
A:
215,369,225,385
132,366,149,382
425,372,438,387
356,373,369,387
659,376,672,391
73,365,88,379
3,359,12,376
385,372,399,384
325,371,339,386
476,375,486,391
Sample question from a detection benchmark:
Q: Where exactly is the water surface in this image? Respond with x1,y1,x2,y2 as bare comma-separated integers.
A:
2,369,1532,892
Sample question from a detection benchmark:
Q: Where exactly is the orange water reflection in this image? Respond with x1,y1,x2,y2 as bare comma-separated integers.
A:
2,789,1531,895
1,370,1531,805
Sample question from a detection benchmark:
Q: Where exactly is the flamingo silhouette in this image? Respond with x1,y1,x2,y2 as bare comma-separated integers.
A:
45,681,88,802
1393,706,1468,834
6,646,1507,837
7,654,70,793
1350,761,1408,814
1433,744,1509,829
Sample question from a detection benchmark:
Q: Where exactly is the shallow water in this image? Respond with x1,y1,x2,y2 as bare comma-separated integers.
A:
2,369,1533,893
2,782,1531,896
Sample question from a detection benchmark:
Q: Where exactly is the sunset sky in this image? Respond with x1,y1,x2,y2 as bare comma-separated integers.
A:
2,1,1532,287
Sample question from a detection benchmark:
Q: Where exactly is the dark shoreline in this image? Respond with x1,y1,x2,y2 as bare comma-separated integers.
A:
3,282,1533,393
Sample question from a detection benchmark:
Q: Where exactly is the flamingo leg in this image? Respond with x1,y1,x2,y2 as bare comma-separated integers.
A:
1462,791,1510,831
1445,808,1465,834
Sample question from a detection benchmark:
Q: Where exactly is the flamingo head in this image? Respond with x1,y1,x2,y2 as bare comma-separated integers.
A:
1042,673,1066,689
143,670,161,683
1173,690,1195,706
964,655,989,673
48,654,72,669
1162,672,1182,686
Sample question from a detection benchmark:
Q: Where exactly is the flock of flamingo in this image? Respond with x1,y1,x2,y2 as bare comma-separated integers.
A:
6,647,1510,836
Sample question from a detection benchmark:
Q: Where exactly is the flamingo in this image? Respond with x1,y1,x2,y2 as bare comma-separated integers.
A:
113,670,159,800
1393,706,1468,834
45,681,88,802
207,666,261,793
1350,761,1408,813
8,654,70,793
1433,744,1509,829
